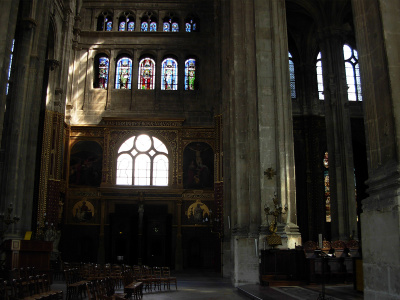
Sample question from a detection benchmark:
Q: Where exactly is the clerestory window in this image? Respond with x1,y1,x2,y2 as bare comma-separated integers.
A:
343,44,362,101
288,52,296,99
316,52,324,100
161,58,178,90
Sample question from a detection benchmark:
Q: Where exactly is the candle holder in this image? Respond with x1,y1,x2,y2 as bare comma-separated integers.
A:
264,193,288,248
0,203,20,239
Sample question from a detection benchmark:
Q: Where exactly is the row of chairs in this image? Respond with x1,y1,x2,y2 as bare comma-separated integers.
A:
0,274,63,300
128,266,177,292
86,277,141,300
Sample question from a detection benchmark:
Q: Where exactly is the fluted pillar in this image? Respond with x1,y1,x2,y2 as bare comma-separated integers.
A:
318,28,358,241
352,0,400,298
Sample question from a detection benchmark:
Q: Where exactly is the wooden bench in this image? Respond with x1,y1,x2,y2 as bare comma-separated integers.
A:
124,281,143,299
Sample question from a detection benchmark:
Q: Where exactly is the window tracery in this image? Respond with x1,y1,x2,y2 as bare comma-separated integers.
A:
343,44,362,101
97,11,113,31
119,12,135,31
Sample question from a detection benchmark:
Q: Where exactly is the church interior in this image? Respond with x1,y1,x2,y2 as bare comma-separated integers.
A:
0,0,399,299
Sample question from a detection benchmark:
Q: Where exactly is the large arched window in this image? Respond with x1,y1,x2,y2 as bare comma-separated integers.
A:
161,58,178,90
97,11,113,31
138,58,155,90
185,58,196,90
119,12,135,31
288,52,296,99
141,13,157,32
116,134,169,186
343,44,362,101
185,15,198,32
93,54,109,89
115,56,132,89
316,52,324,100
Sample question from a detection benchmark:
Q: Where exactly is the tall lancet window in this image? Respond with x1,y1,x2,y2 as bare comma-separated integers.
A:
116,134,169,186
97,11,113,31
289,52,296,99
115,57,132,89
323,152,331,222
161,58,178,90
141,13,157,32
6,39,15,95
343,44,362,101
316,52,324,100
163,16,179,32
94,54,109,89
185,58,196,90
185,16,197,32
119,13,135,31
138,58,155,90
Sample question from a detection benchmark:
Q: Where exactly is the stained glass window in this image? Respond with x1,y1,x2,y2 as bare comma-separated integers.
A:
161,58,178,90
116,134,169,186
185,58,196,90
163,17,179,32
115,57,132,89
141,14,157,32
316,52,324,100
323,152,331,222
94,55,109,89
119,13,135,32
97,12,113,31
138,58,155,90
343,44,362,101
185,18,197,32
289,52,296,99
6,39,15,95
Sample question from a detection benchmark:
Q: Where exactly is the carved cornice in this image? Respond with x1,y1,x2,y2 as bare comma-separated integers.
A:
182,191,214,201
102,118,185,128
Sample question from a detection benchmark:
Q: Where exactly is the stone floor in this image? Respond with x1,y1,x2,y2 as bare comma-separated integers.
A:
52,270,364,300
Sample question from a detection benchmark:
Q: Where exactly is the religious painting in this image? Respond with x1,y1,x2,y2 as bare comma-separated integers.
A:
72,198,95,223
183,142,214,189
69,141,103,187
185,199,211,225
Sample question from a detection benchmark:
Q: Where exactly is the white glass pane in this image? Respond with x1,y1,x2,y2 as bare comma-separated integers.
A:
153,155,169,186
134,154,150,185
153,137,168,154
118,136,135,153
116,154,133,185
136,134,151,152
343,45,352,60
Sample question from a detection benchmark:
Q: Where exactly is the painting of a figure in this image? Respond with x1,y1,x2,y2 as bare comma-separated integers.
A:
183,142,214,189
69,141,103,187
73,199,95,223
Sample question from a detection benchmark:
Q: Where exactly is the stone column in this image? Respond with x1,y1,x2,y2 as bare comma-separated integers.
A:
175,199,183,271
352,0,400,298
318,28,358,241
1,0,52,239
0,0,19,146
226,0,299,285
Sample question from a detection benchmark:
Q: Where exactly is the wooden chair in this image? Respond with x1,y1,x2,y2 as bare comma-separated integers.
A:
152,267,162,291
161,267,177,290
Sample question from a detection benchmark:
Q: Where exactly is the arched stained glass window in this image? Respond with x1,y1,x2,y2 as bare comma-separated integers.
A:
323,152,331,222
119,13,135,32
163,16,179,32
343,44,362,101
116,134,169,186
185,58,196,90
97,11,113,31
289,52,296,99
185,17,197,32
141,13,157,32
316,52,324,100
115,57,132,89
94,54,109,89
138,58,155,90
161,58,178,90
